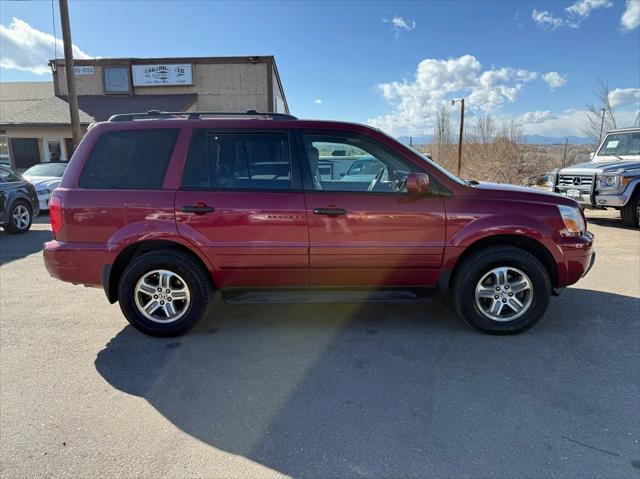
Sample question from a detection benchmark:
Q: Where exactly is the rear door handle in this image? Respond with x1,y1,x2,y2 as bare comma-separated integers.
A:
313,208,347,216
181,205,215,214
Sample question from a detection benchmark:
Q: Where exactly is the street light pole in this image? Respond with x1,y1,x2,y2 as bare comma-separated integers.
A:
451,98,465,177
59,0,82,151
598,108,606,145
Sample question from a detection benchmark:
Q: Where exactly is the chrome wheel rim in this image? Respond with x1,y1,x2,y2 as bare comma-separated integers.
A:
12,204,30,230
475,266,533,322
134,269,191,323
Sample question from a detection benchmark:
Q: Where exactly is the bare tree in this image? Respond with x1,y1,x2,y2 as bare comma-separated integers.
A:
473,113,496,146
432,104,455,170
583,79,618,146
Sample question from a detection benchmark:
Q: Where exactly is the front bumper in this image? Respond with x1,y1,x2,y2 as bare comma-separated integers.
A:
555,180,637,208
37,193,51,211
557,231,595,286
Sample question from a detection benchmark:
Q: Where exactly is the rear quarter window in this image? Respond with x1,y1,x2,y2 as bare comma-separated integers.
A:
79,129,179,189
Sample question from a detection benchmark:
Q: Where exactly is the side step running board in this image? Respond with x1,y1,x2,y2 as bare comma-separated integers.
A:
222,289,432,304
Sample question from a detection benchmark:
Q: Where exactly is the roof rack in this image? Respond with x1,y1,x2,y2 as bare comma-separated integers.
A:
108,109,297,122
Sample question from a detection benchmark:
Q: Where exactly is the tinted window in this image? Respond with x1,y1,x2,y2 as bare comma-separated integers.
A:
79,129,178,189
182,131,293,190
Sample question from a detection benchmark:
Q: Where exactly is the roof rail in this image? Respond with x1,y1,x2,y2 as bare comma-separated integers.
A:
108,109,298,122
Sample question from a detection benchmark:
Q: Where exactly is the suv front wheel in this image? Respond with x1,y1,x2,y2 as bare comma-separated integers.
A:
452,246,552,334
118,249,213,336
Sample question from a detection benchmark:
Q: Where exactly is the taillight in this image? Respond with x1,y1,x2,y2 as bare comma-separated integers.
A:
49,195,62,237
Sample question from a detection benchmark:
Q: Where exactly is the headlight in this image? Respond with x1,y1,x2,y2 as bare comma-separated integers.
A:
558,205,586,235
37,189,51,195
597,175,622,189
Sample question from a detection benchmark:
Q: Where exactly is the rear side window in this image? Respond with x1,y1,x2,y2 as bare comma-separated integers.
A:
182,130,294,190
79,129,178,189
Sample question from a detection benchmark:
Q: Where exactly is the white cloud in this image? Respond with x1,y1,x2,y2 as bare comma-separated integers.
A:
383,15,416,38
531,9,571,29
0,17,91,75
565,0,612,17
532,0,611,30
621,0,640,30
543,72,568,89
608,88,640,107
314,99,322,104
368,55,552,135
516,107,639,136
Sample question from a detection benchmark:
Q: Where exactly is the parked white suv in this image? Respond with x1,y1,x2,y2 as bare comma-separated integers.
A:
552,127,640,227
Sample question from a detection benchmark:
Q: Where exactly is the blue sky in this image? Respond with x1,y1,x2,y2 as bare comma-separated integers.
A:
1,0,639,137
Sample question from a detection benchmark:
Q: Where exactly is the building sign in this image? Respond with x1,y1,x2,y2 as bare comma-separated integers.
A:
74,66,94,75
132,64,193,86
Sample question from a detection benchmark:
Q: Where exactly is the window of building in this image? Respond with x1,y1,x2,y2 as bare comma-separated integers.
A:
0,133,9,166
79,129,179,189
104,66,130,94
182,131,295,191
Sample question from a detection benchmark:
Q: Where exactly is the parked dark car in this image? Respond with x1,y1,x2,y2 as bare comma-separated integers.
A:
44,110,595,337
0,165,39,234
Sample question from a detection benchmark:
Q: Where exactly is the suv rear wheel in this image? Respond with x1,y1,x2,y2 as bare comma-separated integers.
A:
118,249,213,336
3,200,32,234
452,246,551,334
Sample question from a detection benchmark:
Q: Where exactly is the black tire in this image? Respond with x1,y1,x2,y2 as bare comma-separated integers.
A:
620,188,640,228
118,249,213,337
452,246,552,334
3,200,32,234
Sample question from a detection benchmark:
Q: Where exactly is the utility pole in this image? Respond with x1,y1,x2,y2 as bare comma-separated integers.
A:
598,108,606,145
562,137,568,168
451,98,465,176
59,0,82,151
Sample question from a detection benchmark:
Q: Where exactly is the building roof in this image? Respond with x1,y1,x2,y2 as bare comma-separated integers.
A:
1,81,196,125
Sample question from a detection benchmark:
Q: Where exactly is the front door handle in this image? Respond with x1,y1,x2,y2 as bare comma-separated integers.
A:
313,208,347,216
181,204,215,215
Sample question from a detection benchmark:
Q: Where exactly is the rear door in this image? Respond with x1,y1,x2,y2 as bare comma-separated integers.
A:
175,129,309,288
300,131,446,288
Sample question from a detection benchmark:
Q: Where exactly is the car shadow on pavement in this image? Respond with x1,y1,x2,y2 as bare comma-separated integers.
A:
584,215,638,231
95,289,639,478
0,227,52,266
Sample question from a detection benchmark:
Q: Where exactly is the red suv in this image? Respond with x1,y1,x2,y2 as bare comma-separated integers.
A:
44,111,595,336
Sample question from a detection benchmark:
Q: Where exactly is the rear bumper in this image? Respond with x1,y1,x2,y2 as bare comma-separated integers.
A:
43,240,105,287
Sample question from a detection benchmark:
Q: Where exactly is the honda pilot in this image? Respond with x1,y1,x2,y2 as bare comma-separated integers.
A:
44,111,595,336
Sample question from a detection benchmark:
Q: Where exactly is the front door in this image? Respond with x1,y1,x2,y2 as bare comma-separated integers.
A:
300,132,446,287
175,129,309,288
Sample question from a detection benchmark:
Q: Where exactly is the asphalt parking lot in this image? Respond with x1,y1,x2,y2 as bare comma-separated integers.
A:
1,210,639,478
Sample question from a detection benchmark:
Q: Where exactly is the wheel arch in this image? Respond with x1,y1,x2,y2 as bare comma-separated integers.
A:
104,239,216,304
445,234,558,293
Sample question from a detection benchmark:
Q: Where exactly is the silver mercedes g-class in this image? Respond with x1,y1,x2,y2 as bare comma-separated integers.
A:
552,127,640,227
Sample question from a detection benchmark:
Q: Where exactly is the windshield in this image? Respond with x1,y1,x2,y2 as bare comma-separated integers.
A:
596,131,640,158
23,162,68,178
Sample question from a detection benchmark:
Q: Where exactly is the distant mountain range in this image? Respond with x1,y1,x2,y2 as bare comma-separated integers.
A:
398,135,592,145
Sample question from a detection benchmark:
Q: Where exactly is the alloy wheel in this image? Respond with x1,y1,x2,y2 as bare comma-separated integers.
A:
475,266,533,322
134,269,191,323
12,204,30,230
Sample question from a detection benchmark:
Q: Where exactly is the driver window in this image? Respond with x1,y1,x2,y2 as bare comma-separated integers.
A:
302,133,414,193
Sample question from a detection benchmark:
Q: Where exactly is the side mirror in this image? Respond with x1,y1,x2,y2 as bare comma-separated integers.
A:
589,152,595,160
406,172,430,194
340,171,346,177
